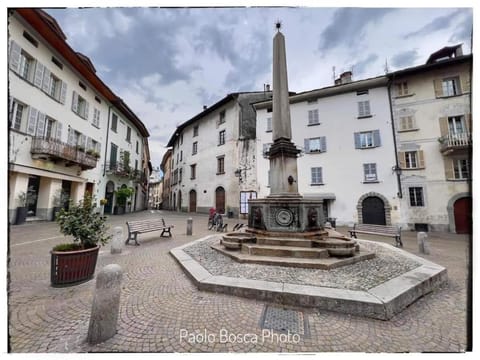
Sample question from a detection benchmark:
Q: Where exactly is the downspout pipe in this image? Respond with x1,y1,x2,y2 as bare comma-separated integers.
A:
387,76,403,198
103,105,112,177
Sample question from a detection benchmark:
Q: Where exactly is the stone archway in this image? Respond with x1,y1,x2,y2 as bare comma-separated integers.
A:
356,192,392,225
447,192,472,233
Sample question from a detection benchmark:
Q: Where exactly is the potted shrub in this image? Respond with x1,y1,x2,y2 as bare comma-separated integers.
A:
114,187,133,215
15,191,28,225
51,193,111,286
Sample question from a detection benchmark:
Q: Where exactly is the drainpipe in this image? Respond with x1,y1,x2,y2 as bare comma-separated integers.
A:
387,76,402,199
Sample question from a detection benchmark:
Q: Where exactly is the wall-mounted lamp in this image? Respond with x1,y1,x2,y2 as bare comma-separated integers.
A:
392,165,402,176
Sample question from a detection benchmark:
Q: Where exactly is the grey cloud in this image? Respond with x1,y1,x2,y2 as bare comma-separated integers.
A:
449,15,473,44
353,53,379,77
318,8,394,52
404,9,465,39
391,49,419,68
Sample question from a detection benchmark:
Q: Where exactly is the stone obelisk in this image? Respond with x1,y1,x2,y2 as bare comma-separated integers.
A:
269,24,301,197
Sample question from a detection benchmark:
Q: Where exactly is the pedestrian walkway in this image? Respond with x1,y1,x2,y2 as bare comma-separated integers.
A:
8,210,470,352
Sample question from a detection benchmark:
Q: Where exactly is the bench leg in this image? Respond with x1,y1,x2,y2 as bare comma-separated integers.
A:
161,228,172,237
126,232,140,246
349,231,357,238
395,237,403,248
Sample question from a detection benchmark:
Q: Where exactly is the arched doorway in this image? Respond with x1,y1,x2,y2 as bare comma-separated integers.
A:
178,190,182,212
453,197,472,234
189,190,197,212
362,196,386,225
104,181,115,214
173,193,176,211
215,186,225,214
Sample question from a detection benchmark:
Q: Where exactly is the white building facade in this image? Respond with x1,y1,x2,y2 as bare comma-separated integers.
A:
389,45,472,233
167,91,271,217
255,75,402,227
8,9,150,223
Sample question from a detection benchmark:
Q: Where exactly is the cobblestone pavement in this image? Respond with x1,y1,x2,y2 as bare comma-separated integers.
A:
8,210,470,353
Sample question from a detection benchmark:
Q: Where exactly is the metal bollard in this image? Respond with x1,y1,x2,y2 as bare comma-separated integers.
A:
87,264,123,345
187,217,193,236
111,226,123,254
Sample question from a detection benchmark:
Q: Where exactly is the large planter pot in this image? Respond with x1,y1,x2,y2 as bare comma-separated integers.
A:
51,245,100,287
15,207,28,225
114,206,125,215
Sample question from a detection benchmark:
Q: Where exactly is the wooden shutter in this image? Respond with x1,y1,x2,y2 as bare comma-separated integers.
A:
364,101,371,115
417,150,425,168
26,107,38,135
71,91,78,113
398,151,406,169
373,130,381,147
443,158,454,180
60,81,67,104
42,68,51,93
9,40,21,73
86,137,93,150
304,139,310,152
460,73,471,94
36,112,46,137
33,62,44,88
84,101,89,120
67,127,75,145
439,117,449,137
357,102,364,117
320,136,327,152
354,132,361,149
433,79,443,98
56,122,63,141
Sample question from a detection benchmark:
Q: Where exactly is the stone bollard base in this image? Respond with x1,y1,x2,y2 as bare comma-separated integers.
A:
87,264,123,345
417,232,430,255
111,226,123,254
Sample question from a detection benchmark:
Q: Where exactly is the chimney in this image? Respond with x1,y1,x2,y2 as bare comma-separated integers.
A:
335,71,353,85
203,105,207,110
455,45,463,57
266,84,271,92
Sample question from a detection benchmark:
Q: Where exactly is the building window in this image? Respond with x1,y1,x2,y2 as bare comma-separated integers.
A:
399,115,416,131
135,159,138,170
193,125,199,137
267,107,272,113
266,117,272,132
363,163,377,182
453,159,470,180
72,91,89,119
308,109,319,125
126,126,131,142
44,117,56,139
192,141,198,155
399,150,425,169
263,143,272,158
357,100,371,118
136,141,139,154
356,89,369,96
179,168,183,183
219,110,226,124
180,150,183,162
405,151,418,168
180,134,183,145
448,115,467,135
311,167,323,185
219,130,226,145
396,82,409,96
409,187,424,207
304,137,326,153
92,108,101,128
23,31,38,47
354,130,380,149
79,81,87,91
10,100,25,131
49,74,61,99
111,113,118,132
442,77,461,97
190,164,196,179
19,51,34,81
240,191,257,214
217,156,225,174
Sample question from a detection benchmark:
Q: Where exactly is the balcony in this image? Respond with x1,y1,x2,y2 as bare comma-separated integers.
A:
30,137,98,170
439,132,472,155
105,163,147,183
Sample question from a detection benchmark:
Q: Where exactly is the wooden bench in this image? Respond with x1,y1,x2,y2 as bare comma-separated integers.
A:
125,218,174,246
349,223,403,247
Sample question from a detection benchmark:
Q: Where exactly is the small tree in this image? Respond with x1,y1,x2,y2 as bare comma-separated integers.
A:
115,187,134,207
55,193,112,251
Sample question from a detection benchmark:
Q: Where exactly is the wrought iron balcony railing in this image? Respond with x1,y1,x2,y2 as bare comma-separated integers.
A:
439,132,472,155
30,137,98,170
104,163,147,183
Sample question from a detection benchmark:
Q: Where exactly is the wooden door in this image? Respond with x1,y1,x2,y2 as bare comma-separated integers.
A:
189,190,197,212
454,197,472,234
362,196,386,225
215,187,225,214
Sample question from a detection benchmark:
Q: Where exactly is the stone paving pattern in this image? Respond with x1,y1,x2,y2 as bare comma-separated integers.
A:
8,210,470,352
183,237,422,291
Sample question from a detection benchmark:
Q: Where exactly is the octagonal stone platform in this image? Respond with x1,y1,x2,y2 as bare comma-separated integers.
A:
170,235,447,320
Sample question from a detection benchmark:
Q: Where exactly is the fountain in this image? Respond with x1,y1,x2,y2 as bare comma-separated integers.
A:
212,23,374,269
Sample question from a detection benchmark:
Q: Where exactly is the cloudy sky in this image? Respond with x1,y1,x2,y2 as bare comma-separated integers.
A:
36,4,473,168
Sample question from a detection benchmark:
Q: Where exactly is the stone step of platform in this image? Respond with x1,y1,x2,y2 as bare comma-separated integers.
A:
256,237,313,248
312,238,356,249
241,244,329,259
